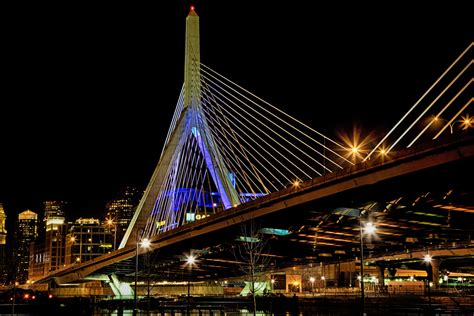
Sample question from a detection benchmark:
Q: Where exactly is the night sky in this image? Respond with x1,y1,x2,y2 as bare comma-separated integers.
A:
1,2,472,227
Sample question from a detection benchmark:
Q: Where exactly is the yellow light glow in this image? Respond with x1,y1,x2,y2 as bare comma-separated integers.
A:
460,114,473,130
338,126,376,162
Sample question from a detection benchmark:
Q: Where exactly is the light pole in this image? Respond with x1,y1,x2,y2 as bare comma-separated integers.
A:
184,253,197,316
141,238,151,313
11,278,17,316
271,278,275,293
106,218,117,250
359,217,365,315
134,231,139,314
424,254,432,312
134,230,149,315
359,219,376,316
309,277,315,296
432,116,454,134
330,207,377,316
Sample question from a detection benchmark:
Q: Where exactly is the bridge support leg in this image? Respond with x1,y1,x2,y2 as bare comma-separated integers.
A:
376,263,386,291
108,274,134,299
387,267,397,278
430,259,441,289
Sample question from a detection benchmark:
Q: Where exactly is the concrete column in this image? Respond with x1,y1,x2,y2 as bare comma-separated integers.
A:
431,259,441,288
376,264,386,290
387,267,397,278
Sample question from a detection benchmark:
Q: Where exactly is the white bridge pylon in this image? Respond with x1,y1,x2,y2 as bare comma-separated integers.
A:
120,8,351,247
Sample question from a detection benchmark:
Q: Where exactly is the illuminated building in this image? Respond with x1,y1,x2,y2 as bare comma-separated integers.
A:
43,200,66,231
16,210,38,284
0,203,8,284
105,186,140,249
65,218,113,264
44,200,67,271
29,201,67,280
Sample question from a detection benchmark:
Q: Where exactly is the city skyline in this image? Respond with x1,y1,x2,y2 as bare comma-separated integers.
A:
1,3,472,221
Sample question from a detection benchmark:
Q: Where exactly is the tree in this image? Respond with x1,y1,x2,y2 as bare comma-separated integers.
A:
233,220,271,316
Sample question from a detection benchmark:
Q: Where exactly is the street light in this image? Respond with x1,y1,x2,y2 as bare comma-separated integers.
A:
330,207,379,316
271,278,275,292
184,253,197,315
423,253,433,312
140,238,151,313
359,219,376,316
291,179,301,189
134,229,148,315
106,218,117,250
70,235,82,264
432,116,455,134
460,114,473,130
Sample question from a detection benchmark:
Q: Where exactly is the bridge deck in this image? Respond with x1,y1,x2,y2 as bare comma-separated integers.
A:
37,135,474,284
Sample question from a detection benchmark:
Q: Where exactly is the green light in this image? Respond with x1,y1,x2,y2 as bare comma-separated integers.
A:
259,228,290,236
238,236,260,243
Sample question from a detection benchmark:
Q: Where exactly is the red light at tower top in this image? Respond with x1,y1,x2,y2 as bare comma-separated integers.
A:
190,5,195,11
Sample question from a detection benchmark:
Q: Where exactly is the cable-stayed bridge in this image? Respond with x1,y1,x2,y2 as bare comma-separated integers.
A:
35,8,473,295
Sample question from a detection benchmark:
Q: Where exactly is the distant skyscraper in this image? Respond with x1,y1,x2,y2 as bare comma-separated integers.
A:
65,218,113,264
29,201,67,280
43,200,66,231
105,186,141,249
16,210,38,284
0,203,8,285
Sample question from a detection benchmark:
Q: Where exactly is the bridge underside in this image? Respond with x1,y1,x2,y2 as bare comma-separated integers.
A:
119,157,474,283
41,136,474,286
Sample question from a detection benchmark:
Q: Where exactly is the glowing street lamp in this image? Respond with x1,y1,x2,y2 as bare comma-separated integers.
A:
106,218,117,250
292,179,301,188
69,235,82,263
364,222,376,235
330,207,377,316
134,229,148,314
432,116,455,134
184,253,198,314
423,253,433,311
140,238,151,249
186,254,196,266
359,221,376,316
461,114,473,130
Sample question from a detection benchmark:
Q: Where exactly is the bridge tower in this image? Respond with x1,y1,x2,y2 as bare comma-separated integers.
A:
120,7,240,248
